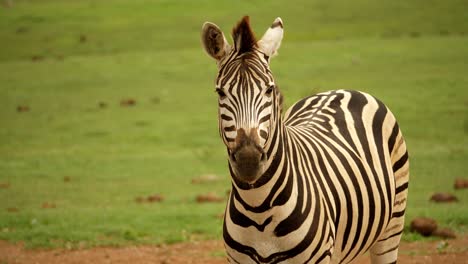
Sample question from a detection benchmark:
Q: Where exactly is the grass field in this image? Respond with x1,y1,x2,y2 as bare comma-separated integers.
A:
0,0,467,248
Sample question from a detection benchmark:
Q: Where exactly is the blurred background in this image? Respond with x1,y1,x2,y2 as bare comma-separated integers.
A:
0,0,467,248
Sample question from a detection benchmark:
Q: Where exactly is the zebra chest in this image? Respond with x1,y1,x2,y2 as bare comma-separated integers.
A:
224,192,334,263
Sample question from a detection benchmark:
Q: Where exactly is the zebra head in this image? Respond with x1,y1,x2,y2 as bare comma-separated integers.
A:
201,16,284,184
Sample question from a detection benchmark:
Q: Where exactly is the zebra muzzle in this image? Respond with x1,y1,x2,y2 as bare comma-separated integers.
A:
229,128,267,183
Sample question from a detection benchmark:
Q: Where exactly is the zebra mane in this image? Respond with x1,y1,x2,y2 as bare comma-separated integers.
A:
232,16,257,54
277,86,284,112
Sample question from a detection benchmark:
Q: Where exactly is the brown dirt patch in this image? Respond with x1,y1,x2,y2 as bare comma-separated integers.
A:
1,236,467,264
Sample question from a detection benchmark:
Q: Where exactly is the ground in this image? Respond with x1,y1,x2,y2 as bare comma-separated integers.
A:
1,236,468,264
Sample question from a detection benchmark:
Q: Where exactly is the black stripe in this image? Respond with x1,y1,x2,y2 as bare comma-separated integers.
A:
220,114,233,121
395,182,409,195
388,123,400,154
392,209,405,218
229,197,272,231
378,229,403,242
392,151,408,172
224,125,236,132
376,245,399,256
219,103,235,115
258,114,271,124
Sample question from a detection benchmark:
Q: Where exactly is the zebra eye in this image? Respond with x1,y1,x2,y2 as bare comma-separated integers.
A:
265,85,274,96
215,88,227,98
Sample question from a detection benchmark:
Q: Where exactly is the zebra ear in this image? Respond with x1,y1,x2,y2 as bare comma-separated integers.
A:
201,22,231,62
257,17,284,59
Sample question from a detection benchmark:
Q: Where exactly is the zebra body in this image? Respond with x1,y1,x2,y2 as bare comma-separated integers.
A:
201,16,409,264
224,90,409,263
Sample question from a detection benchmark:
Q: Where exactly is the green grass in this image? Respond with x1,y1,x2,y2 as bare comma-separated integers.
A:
0,0,467,248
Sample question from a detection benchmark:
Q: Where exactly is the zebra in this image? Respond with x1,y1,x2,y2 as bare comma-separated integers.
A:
200,16,409,264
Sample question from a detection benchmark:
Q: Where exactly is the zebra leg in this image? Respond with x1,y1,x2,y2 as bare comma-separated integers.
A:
369,193,408,264
368,229,402,264
369,154,409,263
369,203,407,264
369,123,410,264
